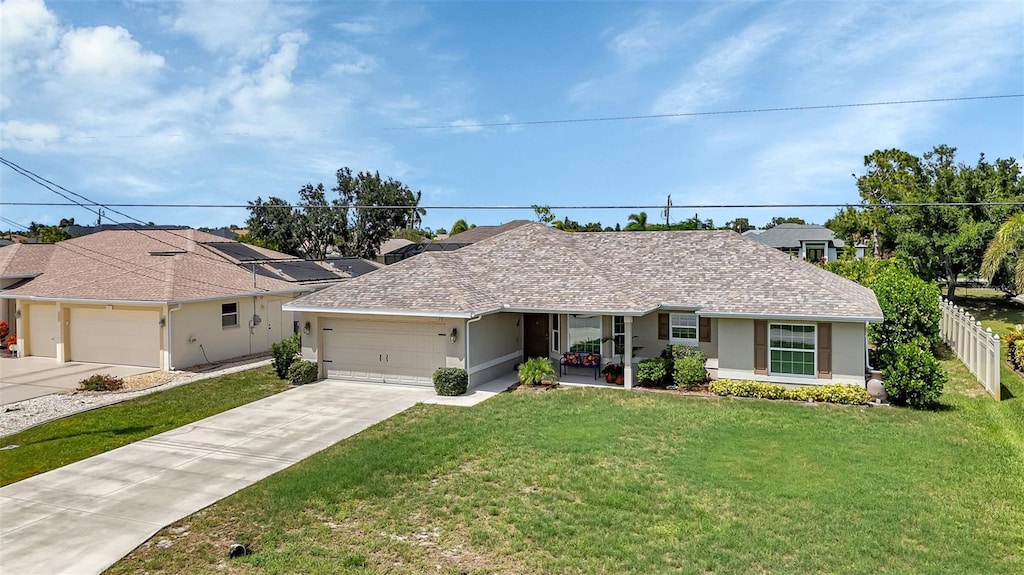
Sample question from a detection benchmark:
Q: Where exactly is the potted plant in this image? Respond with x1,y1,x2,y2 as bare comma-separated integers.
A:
602,362,623,384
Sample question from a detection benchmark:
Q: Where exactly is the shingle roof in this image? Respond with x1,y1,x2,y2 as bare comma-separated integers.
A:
0,230,311,302
435,220,532,245
743,224,845,249
0,244,56,278
288,223,882,321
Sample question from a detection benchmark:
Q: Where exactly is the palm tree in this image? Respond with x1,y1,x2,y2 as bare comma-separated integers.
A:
450,219,470,236
981,213,1024,290
625,211,648,231
409,190,426,230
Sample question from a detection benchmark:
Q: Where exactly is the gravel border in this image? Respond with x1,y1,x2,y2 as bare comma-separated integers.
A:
0,356,274,438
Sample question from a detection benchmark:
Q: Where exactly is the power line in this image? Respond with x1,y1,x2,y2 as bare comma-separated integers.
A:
4,202,1024,210
4,94,1020,141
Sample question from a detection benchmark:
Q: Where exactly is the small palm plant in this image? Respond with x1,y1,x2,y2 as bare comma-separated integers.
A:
518,357,557,386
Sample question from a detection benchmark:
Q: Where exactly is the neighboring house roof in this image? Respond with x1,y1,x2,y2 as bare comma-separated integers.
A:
323,257,383,278
435,220,532,245
288,223,882,321
0,243,57,279
0,229,372,303
0,239,14,247
744,224,845,249
379,238,414,255
66,223,191,238
380,220,534,264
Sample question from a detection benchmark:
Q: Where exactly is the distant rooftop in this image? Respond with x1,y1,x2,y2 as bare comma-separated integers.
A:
743,224,844,249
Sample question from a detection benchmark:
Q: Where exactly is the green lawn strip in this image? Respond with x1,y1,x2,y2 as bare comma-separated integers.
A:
110,384,1023,575
0,366,288,486
948,286,1024,334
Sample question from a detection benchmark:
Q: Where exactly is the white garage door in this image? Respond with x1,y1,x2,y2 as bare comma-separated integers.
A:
70,308,161,368
321,318,448,385
27,304,56,358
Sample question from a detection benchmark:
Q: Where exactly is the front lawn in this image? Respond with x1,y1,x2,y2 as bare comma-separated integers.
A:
110,371,1023,574
0,367,289,486
949,286,1024,334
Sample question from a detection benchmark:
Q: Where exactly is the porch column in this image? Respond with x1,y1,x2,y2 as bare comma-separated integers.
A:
624,316,633,389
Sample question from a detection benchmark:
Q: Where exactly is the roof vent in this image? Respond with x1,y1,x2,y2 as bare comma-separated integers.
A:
149,250,186,256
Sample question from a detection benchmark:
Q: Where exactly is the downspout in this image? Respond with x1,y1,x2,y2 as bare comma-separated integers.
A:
167,304,182,371
465,315,484,387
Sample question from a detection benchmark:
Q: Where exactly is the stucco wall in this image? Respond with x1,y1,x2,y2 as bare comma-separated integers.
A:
717,318,755,371
172,295,295,369
468,312,521,386
832,321,867,380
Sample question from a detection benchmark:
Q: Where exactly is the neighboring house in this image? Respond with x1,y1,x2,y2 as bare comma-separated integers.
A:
66,223,191,238
0,229,376,370
379,220,532,265
743,224,846,262
285,223,883,389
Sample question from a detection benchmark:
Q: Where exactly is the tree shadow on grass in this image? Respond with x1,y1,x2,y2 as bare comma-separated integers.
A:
19,424,157,446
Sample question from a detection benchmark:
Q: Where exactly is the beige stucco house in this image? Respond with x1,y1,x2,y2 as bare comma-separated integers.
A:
0,229,371,370
285,223,883,390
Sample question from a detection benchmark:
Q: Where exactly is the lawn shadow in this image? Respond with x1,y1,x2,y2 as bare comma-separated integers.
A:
21,424,156,446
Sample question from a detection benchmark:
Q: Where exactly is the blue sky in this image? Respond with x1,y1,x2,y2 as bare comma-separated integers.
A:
1,0,1022,233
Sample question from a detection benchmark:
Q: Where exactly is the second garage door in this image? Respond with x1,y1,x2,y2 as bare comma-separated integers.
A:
321,318,447,385
70,308,161,368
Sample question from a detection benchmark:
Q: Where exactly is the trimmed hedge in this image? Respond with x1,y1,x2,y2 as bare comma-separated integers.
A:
672,345,708,386
708,379,871,405
287,360,319,385
883,343,946,409
271,333,301,379
433,367,469,396
636,358,667,386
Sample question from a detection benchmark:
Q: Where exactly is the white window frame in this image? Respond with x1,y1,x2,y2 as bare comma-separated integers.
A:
669,313,698,345
804,242,826,262
768,323,816,377
222,302,239,329
568,315,602,353
551,314,560,353
613,315,625,357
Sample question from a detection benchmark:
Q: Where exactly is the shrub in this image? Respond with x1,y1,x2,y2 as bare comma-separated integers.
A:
271,333,301,379
5,333,16,349
708,380,871,405
433,367,469,396
884,343,947,409
870,265,941,370
518,357,557,386
1014,340,1024,373
287,360,319,385
636,358,667,386
672,345,708,386
0,320,8,342
78,374,124,392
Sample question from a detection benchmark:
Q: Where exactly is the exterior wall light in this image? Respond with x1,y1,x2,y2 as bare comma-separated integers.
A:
450,327,458,343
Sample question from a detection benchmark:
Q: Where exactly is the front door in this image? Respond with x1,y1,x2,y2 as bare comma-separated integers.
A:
523,313,549,361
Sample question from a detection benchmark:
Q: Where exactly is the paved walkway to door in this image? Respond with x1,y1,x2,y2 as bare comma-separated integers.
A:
0,357,155,405
0,379,434,575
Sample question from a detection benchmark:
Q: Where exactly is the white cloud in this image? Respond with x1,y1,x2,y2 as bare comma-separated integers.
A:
327,44,378,75
606,13,667,65
0,119,60,151
333,19,376,35
450,118,482,133
0,0,59,70
55,25,164,79
652,21,786,115
168,0,306,59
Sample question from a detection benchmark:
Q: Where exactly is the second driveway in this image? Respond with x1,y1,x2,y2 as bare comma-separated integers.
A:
0,379,434,575
0,357,155,405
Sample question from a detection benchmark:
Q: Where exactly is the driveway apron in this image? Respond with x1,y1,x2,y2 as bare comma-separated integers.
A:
0,380,434,575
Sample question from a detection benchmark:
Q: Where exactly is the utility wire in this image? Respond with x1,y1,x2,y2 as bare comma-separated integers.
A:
4,202,1024,210
4,94,1020,140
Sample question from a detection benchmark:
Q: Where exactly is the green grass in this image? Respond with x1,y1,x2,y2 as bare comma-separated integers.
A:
947,286,1024,334
109,370,1024,574
0,367,289,486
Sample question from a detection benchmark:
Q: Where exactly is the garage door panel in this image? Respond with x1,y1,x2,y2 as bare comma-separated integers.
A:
322,319,447,386
70,308,160,368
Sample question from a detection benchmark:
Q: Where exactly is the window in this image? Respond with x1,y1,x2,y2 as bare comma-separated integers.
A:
222,302,239,328
551,314,560,353
805,242,826,262
568,315,601,353
669,313,697,343
769,324,816,376
613,315,625,356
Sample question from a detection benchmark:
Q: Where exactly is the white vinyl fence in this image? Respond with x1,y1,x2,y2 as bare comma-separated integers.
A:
939,297,1001,400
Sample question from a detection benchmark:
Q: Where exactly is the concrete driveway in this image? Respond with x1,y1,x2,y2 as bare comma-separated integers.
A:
0,379,434,575
0,357,155,405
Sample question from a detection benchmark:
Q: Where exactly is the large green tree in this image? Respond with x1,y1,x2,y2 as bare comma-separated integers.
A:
830,146,1023,298
295,183,347,260
333,168,420,259
245,196,300,255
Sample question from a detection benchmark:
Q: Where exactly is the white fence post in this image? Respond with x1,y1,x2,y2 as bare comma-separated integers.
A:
936,298,1001,400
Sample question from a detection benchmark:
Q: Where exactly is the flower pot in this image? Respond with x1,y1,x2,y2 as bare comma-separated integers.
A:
615,375,624,385
605,373,615,384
